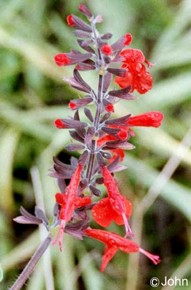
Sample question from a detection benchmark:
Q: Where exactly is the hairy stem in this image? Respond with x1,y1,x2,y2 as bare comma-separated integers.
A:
10,235,52,290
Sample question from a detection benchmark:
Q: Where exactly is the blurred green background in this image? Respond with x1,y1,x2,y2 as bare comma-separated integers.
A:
0,0,191,289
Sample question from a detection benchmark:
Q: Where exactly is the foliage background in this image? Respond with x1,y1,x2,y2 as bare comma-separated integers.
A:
0,0,191,289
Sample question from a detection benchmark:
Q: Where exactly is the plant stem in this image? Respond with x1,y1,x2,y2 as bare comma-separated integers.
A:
10,235,52,290
86,140,96,182
94,74,104,130
85,17,106,183
85,72,105,181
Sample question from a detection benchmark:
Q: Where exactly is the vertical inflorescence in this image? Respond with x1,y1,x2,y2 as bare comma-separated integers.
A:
51,3,163,270
14,3,163,283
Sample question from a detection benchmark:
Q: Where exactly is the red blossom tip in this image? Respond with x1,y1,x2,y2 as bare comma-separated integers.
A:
66,14,75,27
69,101,78,110
105,103,114,112
101,44,113,56
54,119,65,129
124,33,133,46
54,53,71,66
139,248,161,265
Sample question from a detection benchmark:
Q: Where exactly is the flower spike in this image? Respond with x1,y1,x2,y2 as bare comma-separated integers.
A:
52,1,163,269
12,5,163,289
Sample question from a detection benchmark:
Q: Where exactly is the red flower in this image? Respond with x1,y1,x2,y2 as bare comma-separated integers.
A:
106,112,163,131
115,48,153,94
126,111,164,128
124,33,133,46
101,166,133,236
56,194,91,220
54,53,71,66
101,44,113,56
67,15,75,27
53,164,83,250
84,228,160,271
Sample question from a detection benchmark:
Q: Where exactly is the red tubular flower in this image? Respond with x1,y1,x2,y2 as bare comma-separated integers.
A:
84,228,160,271
124,33,133,46
56,164,82,222
55,194,91,220
101,44,113,55
115,48,153,94
101,166,133,236
54,53,71,66
126,111,164,128
53,164,82,250
67,14,75,26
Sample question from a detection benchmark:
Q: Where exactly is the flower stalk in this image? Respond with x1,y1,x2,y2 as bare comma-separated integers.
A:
10,236,52,290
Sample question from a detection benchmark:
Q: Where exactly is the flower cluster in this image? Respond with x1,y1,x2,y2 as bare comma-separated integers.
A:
15,3,163,275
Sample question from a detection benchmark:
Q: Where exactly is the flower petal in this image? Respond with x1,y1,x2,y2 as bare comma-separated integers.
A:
92,198,114,227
